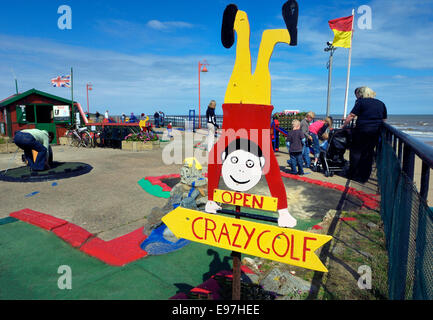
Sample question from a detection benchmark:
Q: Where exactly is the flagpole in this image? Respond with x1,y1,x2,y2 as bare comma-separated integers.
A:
71,67,75,127
343,9,355,119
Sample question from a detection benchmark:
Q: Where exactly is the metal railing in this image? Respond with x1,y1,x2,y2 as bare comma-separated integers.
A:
377,122,433,300
382,122,433,202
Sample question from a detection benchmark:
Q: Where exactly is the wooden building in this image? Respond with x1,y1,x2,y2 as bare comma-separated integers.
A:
0,89,76,144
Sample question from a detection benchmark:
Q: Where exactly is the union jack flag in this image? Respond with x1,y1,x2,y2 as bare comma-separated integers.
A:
51,75,71,88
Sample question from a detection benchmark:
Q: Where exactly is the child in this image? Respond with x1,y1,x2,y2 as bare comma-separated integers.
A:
167,122,173,138
286,119,305,175
309,116,333,168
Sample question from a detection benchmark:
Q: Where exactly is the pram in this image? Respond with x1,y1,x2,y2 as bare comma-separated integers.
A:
317,128,350,177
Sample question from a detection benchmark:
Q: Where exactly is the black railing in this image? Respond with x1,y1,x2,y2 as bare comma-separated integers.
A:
382,122,433,202
377,122,433,300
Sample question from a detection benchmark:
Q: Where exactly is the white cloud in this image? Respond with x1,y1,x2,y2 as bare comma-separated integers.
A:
146,19,194,30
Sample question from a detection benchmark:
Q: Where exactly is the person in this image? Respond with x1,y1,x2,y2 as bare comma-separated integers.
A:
300,111,315,168
308,116,333,168
285,119,305,175
206,100,219,152
13,129,54,171
154,111,160,128
95,111,100,123
121,113,126,123
104,110,109,119
129,112,137,123
167,122,173,138
159,111,165,127
341,86,387,183
140,113,146,120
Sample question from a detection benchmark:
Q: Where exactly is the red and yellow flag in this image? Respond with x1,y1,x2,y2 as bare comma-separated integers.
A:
328,15,353,48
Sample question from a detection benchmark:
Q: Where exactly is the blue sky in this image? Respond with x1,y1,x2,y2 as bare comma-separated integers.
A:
0,0,432,115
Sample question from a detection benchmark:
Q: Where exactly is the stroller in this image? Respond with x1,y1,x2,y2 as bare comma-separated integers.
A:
317,128,350,177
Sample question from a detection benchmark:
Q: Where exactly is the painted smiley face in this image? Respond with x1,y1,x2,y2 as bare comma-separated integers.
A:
221,149,265,192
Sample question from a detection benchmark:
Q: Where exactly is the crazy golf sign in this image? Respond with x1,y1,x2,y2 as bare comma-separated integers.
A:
162,206,331,272
163,1,331,273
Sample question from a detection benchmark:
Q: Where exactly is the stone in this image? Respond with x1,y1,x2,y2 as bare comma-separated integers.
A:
162,226,180,243
242,257,259,272
143,207,166,235
323,209,338,223
195,196,208,207
180,158,207,187
180,196,198,210
366,222,379,230
259,267,316,297
242,273,260,285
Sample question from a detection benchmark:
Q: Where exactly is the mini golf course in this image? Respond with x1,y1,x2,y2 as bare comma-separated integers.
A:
0,162,93,182
0,215,232,299
0,170,379,300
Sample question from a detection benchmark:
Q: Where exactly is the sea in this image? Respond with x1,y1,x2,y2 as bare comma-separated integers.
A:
324,114,433,148
385,115,433,148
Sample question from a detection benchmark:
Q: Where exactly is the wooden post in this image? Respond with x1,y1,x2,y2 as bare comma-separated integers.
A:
232,205,241,300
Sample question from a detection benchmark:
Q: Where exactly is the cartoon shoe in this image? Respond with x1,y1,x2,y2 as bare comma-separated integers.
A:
277,208,297,228
205,200,222,214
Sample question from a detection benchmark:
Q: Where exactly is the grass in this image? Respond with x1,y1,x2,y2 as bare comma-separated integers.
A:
314,210,389,300
243,209,389,300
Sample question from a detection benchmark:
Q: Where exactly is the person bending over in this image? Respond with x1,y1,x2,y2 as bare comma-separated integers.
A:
13,129,54,171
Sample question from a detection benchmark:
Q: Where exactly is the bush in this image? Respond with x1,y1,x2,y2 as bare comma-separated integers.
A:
273,112,307,131
124,131,159,142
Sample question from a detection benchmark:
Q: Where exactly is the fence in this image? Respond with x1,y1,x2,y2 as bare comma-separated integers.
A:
161,115,224,129
159,115,346,131
376,122,433,300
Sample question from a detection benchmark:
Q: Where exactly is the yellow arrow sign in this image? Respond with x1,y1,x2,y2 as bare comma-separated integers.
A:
213,189,278,212
162,207,332,272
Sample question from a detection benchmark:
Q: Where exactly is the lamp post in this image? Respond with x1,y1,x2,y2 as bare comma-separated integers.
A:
86,83,93,114
198,60,209,129
324,42,336,117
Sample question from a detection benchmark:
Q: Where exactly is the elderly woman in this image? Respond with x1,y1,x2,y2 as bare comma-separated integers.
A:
342,86,387,183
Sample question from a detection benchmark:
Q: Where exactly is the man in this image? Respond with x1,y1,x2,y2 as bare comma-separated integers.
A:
13,129,54,171
154,111,160,127
300,111,315,168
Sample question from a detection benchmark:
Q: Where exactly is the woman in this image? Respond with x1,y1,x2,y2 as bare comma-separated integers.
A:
342,86,387,183
309,116,333,169
206,100,219,152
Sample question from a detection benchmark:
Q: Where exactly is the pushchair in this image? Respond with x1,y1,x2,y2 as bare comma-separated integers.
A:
317,128,350,177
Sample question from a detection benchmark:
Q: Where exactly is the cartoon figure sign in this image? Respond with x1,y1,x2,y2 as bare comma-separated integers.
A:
205,1,299,228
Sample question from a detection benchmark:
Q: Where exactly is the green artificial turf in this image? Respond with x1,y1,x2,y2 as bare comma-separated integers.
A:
0,218,231,300
137,178,170,198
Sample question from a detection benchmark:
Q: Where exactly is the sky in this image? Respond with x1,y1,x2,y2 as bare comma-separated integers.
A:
0,0,432,116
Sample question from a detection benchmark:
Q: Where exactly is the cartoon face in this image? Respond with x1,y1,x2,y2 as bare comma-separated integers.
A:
221,149,265,192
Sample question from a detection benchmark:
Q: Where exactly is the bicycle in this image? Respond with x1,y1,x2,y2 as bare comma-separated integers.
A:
65,127,93,148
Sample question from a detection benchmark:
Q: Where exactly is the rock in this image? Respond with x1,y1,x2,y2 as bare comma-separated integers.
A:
195,196,208,207
323,209,338,223
366,222,378,230
242,273,260,285
180,196,198,210
143,207,166,235
180,158,207,187
170,183,185,197
259,268,315,297
360,250,373,259
242,257,259,272
197,187,207,197
162,226,180,243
